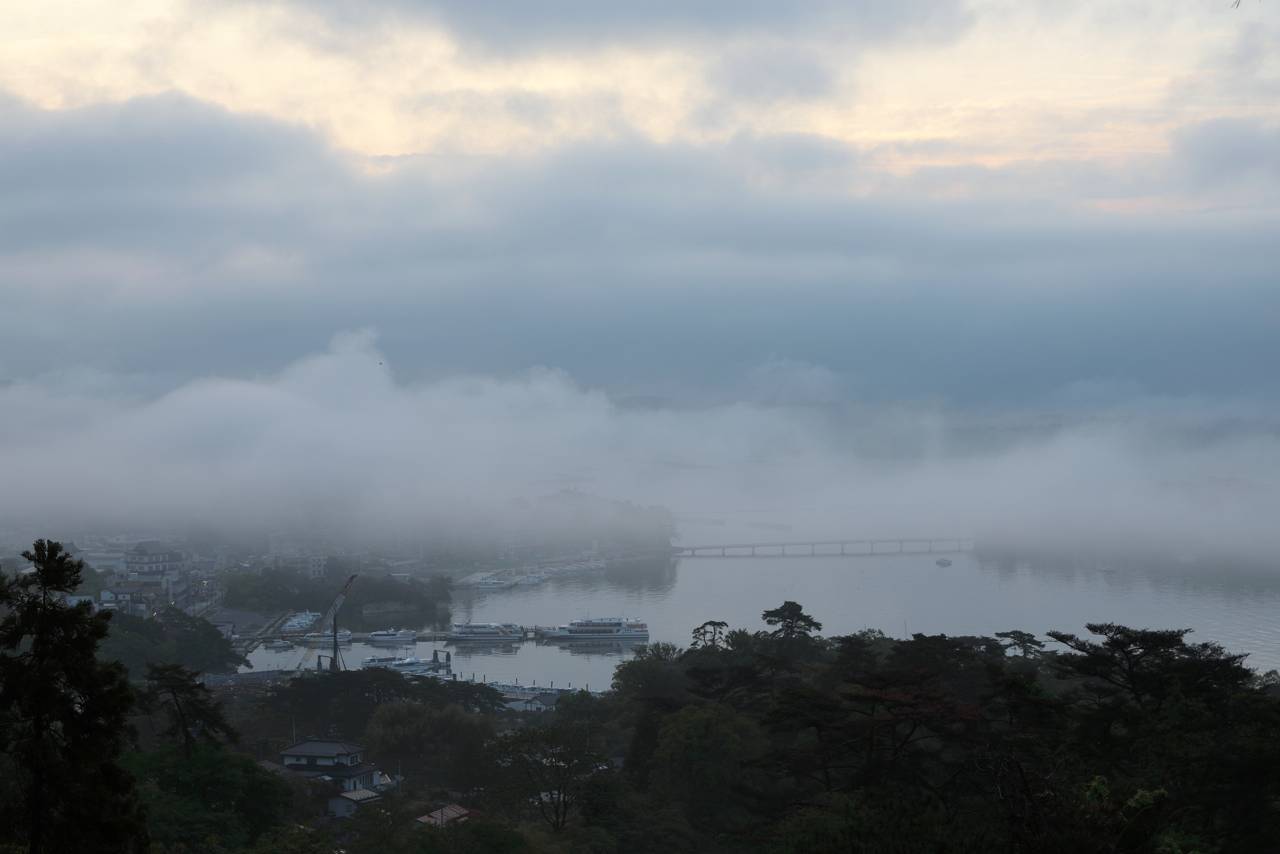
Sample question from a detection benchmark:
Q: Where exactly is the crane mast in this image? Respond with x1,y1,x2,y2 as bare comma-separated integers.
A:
296,573,358,672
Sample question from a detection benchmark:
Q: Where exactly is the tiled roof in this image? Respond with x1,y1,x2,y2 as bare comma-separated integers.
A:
292,762,378,780
417,804,471,826
338,788,381,803
281,740,362,756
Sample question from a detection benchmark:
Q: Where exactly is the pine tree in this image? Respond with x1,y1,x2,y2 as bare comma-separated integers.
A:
143,662,237,758
0,540,147,853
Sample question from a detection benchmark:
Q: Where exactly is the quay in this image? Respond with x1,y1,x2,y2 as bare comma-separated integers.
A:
236,627,538,653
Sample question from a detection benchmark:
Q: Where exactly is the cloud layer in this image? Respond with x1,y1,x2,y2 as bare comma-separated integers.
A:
1,92,1278,404
4,331,1279,562
2,3,1279,557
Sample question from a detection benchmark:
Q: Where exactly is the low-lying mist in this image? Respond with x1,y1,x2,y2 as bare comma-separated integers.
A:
2,329,1278,563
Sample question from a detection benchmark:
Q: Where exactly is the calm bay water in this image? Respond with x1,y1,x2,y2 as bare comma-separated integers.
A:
245,554,1280,689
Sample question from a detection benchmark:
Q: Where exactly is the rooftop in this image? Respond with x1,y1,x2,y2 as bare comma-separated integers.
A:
295,762,378,781
281,740,363,757
417,804,472,826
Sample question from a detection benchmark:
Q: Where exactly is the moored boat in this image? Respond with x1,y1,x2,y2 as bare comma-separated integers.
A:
539,617,648,641
361,652,452,677
446,622,523,642
367,628,417,645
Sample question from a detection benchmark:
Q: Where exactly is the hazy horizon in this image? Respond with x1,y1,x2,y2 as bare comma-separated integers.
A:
3,1,1279,562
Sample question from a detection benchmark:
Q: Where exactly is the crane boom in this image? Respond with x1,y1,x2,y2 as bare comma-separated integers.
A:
296,573,358,672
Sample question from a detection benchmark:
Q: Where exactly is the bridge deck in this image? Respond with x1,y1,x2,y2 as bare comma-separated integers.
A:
675,539,975,557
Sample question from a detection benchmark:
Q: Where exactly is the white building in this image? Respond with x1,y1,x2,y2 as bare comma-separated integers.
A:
279,740,378,792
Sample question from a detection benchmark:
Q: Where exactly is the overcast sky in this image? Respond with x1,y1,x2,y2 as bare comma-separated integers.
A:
2,2,1279,547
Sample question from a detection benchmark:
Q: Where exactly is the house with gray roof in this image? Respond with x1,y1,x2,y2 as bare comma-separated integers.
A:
279,740,378,792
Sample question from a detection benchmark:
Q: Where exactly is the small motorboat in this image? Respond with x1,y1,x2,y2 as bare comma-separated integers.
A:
935,558,953,567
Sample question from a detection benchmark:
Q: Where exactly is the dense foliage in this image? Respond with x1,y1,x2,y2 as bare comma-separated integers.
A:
221,567,451,630
100,607,248,678
122,746,292,852
5,539,1280,854
0,541,147,853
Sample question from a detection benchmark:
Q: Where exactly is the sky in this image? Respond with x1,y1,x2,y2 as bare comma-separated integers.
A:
2,1,1279,552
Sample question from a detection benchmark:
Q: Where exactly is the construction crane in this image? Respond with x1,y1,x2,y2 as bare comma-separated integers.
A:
297,573,358,672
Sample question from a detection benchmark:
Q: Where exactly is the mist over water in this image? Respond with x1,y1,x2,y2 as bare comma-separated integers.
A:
4,331,1280,566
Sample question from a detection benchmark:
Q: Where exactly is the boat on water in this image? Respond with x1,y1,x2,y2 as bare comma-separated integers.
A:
280,611,321,633
367,628,417,645
447,622,523,642
539,617,648,641
300,629,353,645
263,639,294,651
361,653,452,677
935,558,953,567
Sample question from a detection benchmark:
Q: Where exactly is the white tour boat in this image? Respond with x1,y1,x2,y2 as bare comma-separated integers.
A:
361,654,451,677
447,622,523,642
540,617,648,641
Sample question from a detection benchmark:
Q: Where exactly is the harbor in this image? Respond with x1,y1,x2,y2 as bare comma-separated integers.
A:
241,618,650,652
238,547,1280,691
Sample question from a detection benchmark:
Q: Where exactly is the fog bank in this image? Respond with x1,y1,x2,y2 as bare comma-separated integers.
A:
2,331,1277,563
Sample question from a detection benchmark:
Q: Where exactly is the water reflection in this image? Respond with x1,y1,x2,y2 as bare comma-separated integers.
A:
446,641,521,658
541,639,648,657
245,552,1280,688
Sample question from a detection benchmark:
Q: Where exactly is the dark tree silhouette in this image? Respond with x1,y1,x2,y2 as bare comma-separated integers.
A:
0,540,147,853
762,601,822,639
492,722,607,832
690,619,728,650
143,662,237,758
995,629,1045,658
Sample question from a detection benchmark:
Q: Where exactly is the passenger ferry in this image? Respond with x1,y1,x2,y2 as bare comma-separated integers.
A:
447,622,523,642
367,628,417,645
300,629,353,645
361,653,451,677
540,617,648,641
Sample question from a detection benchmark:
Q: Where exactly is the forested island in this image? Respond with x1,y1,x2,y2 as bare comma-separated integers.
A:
3,540,1279,853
